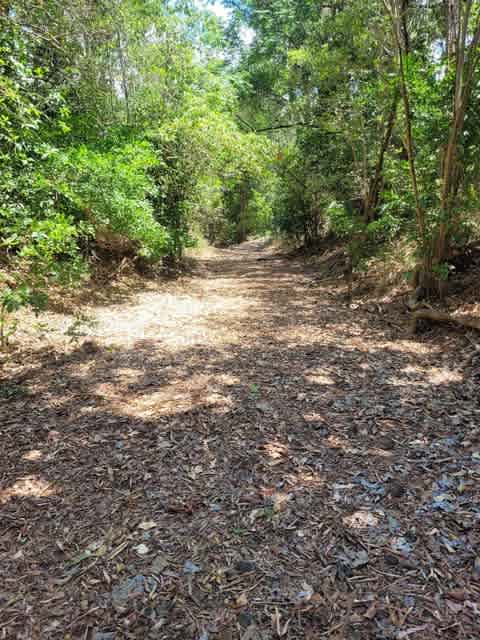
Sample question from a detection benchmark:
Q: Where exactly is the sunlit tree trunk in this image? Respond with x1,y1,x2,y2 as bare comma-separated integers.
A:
436,3,480,270
116,27,131,125
446,0,460,60
385,0,480,295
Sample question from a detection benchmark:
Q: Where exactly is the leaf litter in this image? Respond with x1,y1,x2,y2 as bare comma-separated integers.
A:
1,241,479,639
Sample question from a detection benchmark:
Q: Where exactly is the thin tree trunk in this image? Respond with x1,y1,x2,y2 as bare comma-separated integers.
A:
236,178,250,243
436,8,480,266
116,28,131,126
445,0,460,60
384,0,425,239
363,89,400,222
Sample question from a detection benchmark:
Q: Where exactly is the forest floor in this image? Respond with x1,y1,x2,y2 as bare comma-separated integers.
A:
1,241,480,640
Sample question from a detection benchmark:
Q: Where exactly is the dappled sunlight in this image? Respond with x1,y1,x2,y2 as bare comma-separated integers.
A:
2,0,479,631
368,447,394,458
288,299,316,309
303,411,329,425
326,434,348,450
106,373,235,419
22,449,43,462
287,470,326,490
92,289,257,349
378,339,441,356
426,367,463,385
215,373,239,387
0,475,57,504
304,368,336,386
260,440,289,462
343,509,379,529
1,243,476,640
388,376,423,388
388,364,464,388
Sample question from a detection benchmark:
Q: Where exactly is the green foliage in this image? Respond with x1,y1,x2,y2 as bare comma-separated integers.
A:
326,202,361,240
147,93,276,251
0,0,277,343
2,0,480,335
53,143,170,260
228,0,480,286
326,200,404,271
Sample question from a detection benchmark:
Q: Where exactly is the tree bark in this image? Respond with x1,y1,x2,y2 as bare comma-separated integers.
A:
411,309,480,334
363,89,400,222
384,0,425,239
116,28,131,126
435,8,480,267
236,178,250,243
445,0,460,60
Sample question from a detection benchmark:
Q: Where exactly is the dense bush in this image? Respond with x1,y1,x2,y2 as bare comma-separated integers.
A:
0,1,275,339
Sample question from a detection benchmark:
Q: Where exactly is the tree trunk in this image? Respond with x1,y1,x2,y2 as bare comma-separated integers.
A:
445,0,460,60
363,89,400,222
411,308,480,334
386,0,425,239
236,179,250,243
386,0,480,296
116,28,131,125
434,8,480,270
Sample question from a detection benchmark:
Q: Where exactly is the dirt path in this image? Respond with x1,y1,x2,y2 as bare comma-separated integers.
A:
1,242,479,640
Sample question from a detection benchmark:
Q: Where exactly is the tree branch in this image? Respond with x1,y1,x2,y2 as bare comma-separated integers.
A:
255,122,324,132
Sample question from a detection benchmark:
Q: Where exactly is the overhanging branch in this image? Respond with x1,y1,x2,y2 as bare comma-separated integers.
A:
256,122,323,132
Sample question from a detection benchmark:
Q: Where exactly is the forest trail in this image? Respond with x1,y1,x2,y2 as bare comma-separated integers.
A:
1,243,479,639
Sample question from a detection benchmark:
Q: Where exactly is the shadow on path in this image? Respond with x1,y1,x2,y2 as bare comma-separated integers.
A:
1,242,478,639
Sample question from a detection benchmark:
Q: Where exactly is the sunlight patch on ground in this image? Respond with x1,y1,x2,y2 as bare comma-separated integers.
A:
288,471,326,489
114,366,142,381
216,373,239,386
303,411,329,424
326,435,348,450
104,373,234,419
343,510,379,529
326,435,362,455
93,290,256,349
305,369,335,386
260,440,289,461
388,376,425,388
0,476,56,504
378,340,439,355
368,447,394,458
426,368,463,385
22,450,43,462
392,364,463,386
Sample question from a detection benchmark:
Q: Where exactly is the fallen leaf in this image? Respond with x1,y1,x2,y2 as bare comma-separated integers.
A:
151,554,168,574
184,560,201,574
296,582,314,603
235,593,248,608
272,492,290,513
448,588,466,602
133,544,150,556
271,608,290,637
